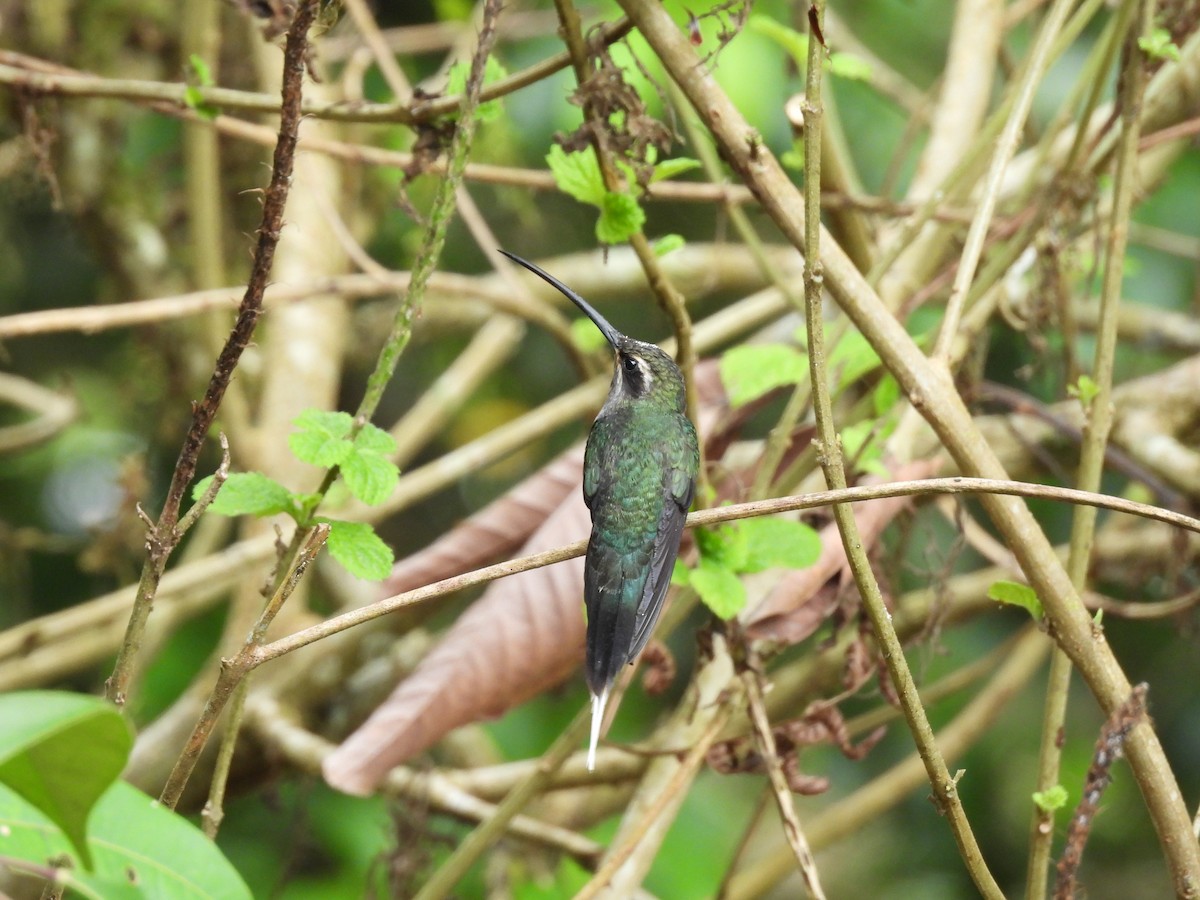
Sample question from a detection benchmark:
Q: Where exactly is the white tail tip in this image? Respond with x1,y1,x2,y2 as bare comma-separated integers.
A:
588,687,609,772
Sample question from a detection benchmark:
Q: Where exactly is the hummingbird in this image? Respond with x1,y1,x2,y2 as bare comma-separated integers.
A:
500,251,700,771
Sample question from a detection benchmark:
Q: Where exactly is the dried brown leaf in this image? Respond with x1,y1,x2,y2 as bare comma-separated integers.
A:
323,482,591,794
381,447,583,596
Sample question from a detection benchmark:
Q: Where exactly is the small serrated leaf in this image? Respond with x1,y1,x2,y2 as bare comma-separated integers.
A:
194,472,295,518
546,144,605,206
326,520,394,580
353,422,398,456
740,518,821,573
340,452,399,506
988,580,1044,619
653,234,686,257
595,191,645,244
1032,785,1068,812
691,559,746,620
649,157,702,183
289,409,355,467
719,343,807,407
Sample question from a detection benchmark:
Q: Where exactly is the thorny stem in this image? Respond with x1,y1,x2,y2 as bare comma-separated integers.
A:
104,1,319,707
1029,0,1157,895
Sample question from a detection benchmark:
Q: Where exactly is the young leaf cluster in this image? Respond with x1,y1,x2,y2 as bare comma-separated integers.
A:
679,517,822,619
546,144,699,245
193,410,398,580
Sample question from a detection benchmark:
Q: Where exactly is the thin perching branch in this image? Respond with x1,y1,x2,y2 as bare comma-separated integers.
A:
104,0,321,707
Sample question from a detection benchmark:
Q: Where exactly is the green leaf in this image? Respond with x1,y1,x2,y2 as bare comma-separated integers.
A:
695,523,749,573
340,452,399,506
1068,374,1100,408
740,518,821,573
1138,27,1180,62
828,51,872,81
988,580,1044,619
546,144,605,206
691,558,746,620
0,692,133,869
873,374,901,416
193,472,295,518
748,15,809,67
183,54,218,120
325,520,394,580
653,234,686,257
1032,784,1069,812
719,344,807,407
571,317,610,353
649,157,702,183
289,409,355,467
353,422,398,456
841,420,888,476
780,145,805,171
187,53,214,87
829,331,882,389
671,558,690,587
595,191,645,244
0,779,252,899
445,55,509,121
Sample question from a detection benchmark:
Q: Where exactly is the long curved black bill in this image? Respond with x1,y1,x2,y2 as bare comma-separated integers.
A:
499,250,624,348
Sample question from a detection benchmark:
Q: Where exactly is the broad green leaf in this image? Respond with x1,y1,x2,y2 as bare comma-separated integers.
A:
340,452,399,506
695,523,750,573
596,191,645,244
1032,785,1069,812
719,343,807,407
671,558,690,587
653,234,686,257
193,472,294,518
691,559,746,620
352,422,398,456
0,692,132,869
546,144,605,206
740,518,821,573
0,779,252,899
445,56,509,121
649,157,702,183
829,331,882,389
988,580,1044,619
326,520,394,580
289,409,355,467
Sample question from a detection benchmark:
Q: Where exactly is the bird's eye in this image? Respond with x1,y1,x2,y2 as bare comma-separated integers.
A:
622,355,639,373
